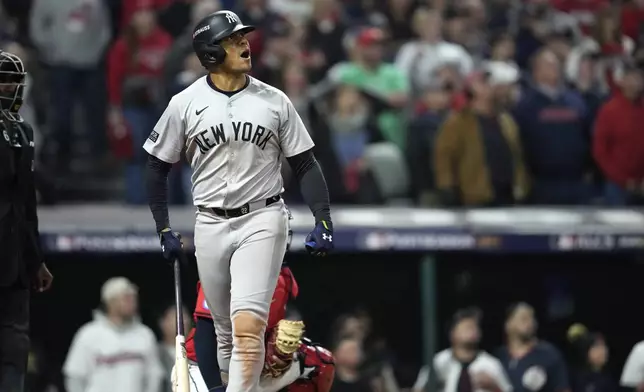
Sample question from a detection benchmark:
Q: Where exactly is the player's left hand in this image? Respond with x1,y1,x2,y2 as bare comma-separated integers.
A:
305,221,333,256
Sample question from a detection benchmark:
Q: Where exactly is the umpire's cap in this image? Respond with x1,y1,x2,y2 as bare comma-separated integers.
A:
192,10,255,67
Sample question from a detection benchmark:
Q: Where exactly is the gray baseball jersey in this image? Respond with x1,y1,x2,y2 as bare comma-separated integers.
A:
145,75,312,392
143,75,314,208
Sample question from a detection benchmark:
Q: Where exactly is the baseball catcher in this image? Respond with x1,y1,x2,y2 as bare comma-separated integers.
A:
172,266,334,392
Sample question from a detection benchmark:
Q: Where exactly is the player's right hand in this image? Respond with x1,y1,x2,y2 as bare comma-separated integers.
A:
159,228,183,261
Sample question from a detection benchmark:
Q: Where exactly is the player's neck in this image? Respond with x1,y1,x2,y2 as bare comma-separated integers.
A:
209,72,247,92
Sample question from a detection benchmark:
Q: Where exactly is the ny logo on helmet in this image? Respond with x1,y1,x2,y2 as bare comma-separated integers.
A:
225,12,239,24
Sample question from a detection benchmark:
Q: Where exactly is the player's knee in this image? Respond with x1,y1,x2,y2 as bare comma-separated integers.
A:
232,311,265,356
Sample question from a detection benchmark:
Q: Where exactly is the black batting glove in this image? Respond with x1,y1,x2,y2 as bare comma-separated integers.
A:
159,228,183,261
305,220,333,256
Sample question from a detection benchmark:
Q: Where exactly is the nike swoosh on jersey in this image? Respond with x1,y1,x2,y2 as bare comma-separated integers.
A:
196,106,209,115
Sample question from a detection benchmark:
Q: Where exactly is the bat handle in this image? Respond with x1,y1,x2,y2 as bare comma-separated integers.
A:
173,257,185,336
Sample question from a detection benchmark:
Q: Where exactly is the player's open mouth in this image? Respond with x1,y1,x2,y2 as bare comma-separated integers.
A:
240,49,250,59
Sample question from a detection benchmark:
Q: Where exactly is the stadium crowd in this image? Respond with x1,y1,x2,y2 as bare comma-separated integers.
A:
21,277,644,392
2,0,644,207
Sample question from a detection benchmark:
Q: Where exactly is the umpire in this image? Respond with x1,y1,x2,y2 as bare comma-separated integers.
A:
0,49,53,391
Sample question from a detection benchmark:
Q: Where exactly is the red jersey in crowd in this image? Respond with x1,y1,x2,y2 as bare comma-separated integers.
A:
106,27,172,105
593,92,644,187
121,0,171,29
621,2,644,40
186,267,299,362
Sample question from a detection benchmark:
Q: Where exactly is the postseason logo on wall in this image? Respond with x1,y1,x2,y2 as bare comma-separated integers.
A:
361,231,476,251
553,234,616,251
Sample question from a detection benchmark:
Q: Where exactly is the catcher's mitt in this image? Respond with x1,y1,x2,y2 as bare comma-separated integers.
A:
263,319,305,377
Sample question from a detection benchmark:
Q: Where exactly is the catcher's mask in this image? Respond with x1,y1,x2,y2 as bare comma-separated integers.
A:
0,50,25,122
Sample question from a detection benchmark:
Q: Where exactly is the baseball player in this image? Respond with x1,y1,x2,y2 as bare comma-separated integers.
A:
143,9,333,392
172,267,335,392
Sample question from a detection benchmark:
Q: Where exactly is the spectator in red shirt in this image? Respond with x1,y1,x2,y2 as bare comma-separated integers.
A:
620,0,644,41
593,64,644,206
120,0,171,30
107,5,172,204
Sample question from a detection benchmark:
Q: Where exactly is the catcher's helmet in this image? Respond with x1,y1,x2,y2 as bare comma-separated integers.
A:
192,10,255,67
0,50,26,122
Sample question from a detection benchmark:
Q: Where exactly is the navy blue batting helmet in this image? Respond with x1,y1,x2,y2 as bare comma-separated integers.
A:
192,10,255,67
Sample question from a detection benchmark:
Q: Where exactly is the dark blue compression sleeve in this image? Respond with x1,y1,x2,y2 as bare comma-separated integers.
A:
194,316,222,390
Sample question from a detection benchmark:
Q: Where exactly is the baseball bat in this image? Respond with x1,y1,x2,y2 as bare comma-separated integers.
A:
174,257,190,392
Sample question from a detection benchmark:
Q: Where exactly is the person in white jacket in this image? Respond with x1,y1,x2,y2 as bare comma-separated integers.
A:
63,277,164,392
620,341,644,392
413,308,512,392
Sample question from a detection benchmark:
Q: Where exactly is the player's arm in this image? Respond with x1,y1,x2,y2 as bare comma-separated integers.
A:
143,97,185,233
279,93,333,254
144,97,186,259
22,123,44,268
285,150,331,225
146,155,173,232
278,94,331,226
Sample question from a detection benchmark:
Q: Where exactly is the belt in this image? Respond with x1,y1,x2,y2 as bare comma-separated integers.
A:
198,196,281,218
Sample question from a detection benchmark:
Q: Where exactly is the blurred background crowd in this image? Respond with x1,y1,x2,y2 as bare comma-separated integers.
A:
5,0,644,207
23,269,644,392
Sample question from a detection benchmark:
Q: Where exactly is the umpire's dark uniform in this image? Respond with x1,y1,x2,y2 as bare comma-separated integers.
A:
0,50,44,392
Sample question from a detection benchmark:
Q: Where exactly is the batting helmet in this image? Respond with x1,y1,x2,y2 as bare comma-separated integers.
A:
0,50,26,122
192,10,255,68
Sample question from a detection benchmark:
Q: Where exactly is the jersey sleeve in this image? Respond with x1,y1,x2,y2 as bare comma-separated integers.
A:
143,97,185,164
278,93,315,158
